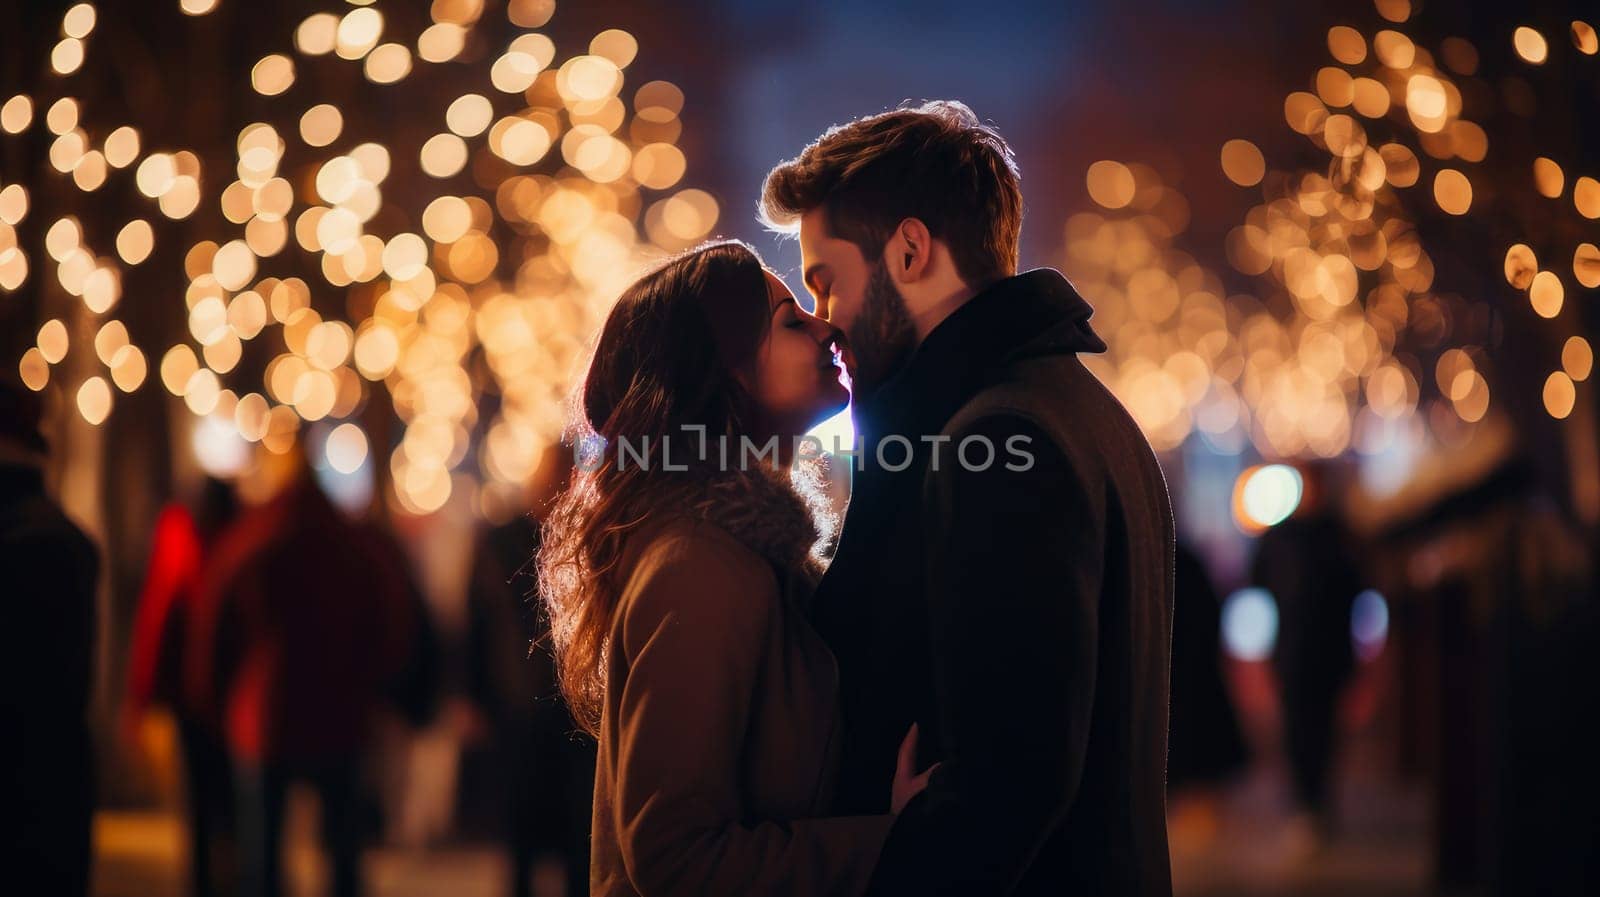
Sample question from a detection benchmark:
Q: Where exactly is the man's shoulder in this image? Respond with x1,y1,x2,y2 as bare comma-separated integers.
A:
939,352,1164,489
941,354,1100,447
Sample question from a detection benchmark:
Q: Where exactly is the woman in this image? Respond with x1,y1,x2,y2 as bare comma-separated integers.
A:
539,240,930,896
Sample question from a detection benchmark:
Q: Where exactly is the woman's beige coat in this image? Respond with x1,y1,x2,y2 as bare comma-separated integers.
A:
588,470,893,897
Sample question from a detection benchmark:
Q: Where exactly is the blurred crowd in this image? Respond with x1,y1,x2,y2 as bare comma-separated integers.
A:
6,378,1597,897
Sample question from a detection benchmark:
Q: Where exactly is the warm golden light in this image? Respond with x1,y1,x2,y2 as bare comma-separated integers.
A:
1574,176,1600,218
46,98,79,135
1086,160,1136,209
212,239,257,291
1433,169,1472,215
491,50,544,93
1563,336,1593,382
295,13,338,55
134,153,176,198
1513,26,1549,64
63,4,96,39
1575,243,1600,288
2,1,729,517
252,54,296,96
381,233,428,281
1543,371,1576,419
299,104,343,148
1374,0,1410,24
1,95,32,134
1574,21,1599,55
110,345,148,392
1436,349,1474,397
52,39,86,75
1405,75,1448,132
38,319,69,364
364,43,412,84
1529,270,1564,318
417,23,466,63
420,133,469,178
104,125,139,168
77,376,112,425
335,7,384,60
45,216,81,261
325,423,369,474
183,369,221,416
160,345,199,396
1283,92,1326,135
508,0,557,28
492,117,553,166
1378,142,1419,187
19,348,49,391
72,149,107,191
1533,156,1564,198
422,196,472,243
112,219,151,263
1327,26,1365,65
635,81,684,121
0,184,26,225
1504,244,1537,290
1373,30,1415,68
1454,372,1490,423
234,393,270,442
591,29,639,68
1351,77,1390,118
633,142,686,190
1220,139,1265,187
446,94,493,137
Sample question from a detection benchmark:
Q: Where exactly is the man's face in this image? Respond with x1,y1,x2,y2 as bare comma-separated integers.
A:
798,209,915,397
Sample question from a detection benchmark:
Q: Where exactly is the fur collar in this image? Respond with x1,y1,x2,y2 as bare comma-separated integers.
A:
686,462,834,587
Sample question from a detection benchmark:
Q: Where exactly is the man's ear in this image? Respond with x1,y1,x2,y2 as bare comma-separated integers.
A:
886,217,933,284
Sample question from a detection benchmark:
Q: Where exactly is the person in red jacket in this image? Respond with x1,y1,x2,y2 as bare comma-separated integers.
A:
192,450,419,897
123,477,239,897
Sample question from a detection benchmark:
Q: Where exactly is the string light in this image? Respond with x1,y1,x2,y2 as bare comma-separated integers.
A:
1,2,714,521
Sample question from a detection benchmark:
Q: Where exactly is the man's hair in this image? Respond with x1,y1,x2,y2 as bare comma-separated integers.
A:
760,100,1022,287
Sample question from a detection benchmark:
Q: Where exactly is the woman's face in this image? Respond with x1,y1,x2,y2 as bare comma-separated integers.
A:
741,270,850,438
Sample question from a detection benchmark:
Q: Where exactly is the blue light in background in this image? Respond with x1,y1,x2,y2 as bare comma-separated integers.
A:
1351,588,1390,661
1221,586,1279,662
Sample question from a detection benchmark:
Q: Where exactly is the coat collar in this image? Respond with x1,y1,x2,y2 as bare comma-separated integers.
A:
687,462,831,587
855,267,1106,440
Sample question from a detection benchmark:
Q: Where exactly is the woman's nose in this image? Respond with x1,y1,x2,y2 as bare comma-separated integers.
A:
802,310,839,344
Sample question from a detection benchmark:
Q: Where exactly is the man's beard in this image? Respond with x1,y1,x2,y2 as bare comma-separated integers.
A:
847,261,916,399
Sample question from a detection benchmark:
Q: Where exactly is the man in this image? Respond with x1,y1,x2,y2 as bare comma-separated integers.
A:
761,101,1175,895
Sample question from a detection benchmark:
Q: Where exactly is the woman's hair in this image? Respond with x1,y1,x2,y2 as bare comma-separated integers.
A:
538,239,779,735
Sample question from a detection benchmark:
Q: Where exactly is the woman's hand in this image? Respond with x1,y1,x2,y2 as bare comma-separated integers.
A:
891,722,940,814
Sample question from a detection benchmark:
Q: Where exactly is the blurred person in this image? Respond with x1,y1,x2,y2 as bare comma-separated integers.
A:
540,240,935,897
464,442,593,897
1250,460,1363,854
761,100,1175,895
1,375,99,897
1376,458,1597,894
191,444,421,897
1165,540,1248,845
123,476,240,897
